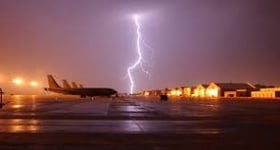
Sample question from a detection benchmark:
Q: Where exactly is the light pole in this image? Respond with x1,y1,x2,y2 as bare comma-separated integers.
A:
0,88,3,108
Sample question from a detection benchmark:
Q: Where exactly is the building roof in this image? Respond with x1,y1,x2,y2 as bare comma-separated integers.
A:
214,83,256,91
197,84,209,88
202,84,209,88
254,84,275,89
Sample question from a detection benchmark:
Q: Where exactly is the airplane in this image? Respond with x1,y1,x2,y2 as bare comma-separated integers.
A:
71,82,79,89
45,75,118,98
62,79,72,89
64,80,84,89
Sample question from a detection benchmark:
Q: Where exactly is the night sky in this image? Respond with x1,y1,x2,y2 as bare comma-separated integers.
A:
0,0,279,94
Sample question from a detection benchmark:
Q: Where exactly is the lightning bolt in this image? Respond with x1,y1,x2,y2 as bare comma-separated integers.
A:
127,14,149,94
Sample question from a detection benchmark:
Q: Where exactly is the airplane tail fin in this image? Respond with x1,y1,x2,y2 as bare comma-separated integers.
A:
62,80,72,89
47,75,62,89
72,82,79,88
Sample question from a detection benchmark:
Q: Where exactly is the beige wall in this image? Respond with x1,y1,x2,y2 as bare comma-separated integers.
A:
251,88,280,98
183,87,192,97
193,84,207,97
224,91,236,97
206,82,220,97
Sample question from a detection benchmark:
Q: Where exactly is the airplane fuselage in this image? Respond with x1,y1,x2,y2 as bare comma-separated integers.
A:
45,75,118,98
46,87,117,97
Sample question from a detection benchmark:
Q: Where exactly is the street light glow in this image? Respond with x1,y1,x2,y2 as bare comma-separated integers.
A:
12,78,24,85
30,81,38,87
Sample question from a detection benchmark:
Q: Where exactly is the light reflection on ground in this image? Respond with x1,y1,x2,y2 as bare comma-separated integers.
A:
0,95,280,135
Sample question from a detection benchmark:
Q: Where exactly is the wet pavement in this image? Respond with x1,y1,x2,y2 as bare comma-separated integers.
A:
1,95,280,149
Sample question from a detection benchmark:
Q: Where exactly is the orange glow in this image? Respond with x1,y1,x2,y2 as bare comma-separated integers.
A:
169,89,183,96
12,105,23,109
183,88,192,97
12,78,24,85
194,89,205,97
176,90,182,96
207,89,218,97
200,89,205,97
144,91,150,96
0,74,5,83
14,95,22,99
170,90,177,96
30,81,38,87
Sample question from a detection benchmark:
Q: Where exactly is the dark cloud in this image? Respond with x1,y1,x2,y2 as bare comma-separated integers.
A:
0,0,279,93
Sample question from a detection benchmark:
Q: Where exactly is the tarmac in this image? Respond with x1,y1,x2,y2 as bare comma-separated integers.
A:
0,95,280,149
